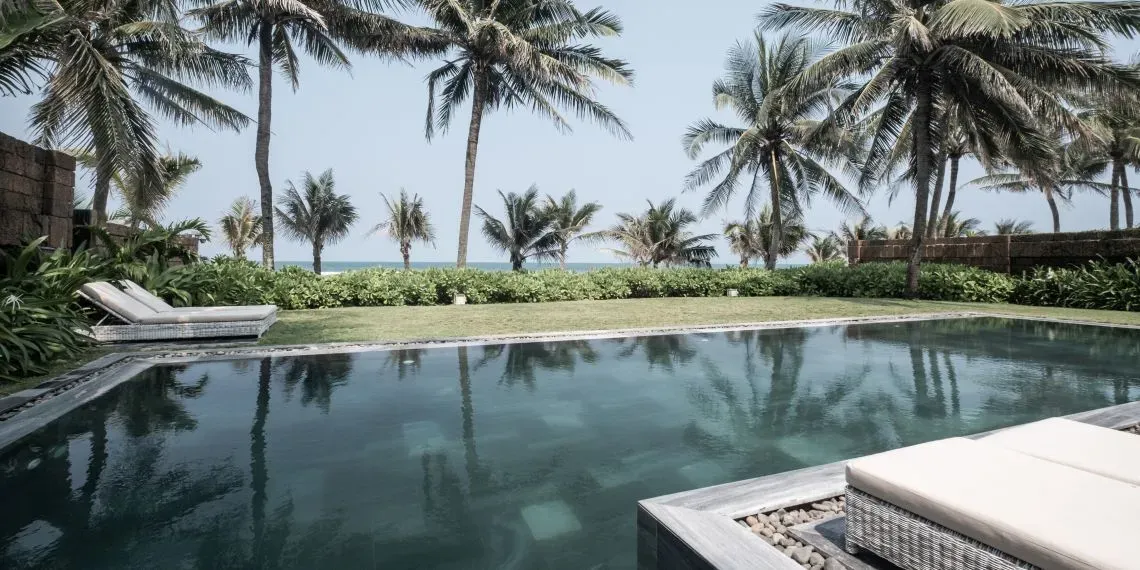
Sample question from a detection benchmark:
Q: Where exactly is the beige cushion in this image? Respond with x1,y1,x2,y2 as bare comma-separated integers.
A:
981,418,1140,486
118,280,175,312
137,305,276,324
847,437,1140,570
80,282,158,323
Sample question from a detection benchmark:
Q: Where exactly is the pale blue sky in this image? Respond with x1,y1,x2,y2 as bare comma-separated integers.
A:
2,0,1137,264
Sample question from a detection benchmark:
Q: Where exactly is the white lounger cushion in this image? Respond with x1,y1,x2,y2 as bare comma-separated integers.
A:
980,417,1140,486
846,437,1140,570
81,282,276,324
119,280,175,312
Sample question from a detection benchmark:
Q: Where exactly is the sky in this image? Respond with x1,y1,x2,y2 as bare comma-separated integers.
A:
2,0,1138,265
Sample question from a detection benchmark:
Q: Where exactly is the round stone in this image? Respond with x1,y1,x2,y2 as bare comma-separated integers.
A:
791,546,814,564
823,558,845,570
745,515,759,526
808,552,825,565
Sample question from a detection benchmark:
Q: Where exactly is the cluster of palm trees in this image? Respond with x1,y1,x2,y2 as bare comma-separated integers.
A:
4,0,632,270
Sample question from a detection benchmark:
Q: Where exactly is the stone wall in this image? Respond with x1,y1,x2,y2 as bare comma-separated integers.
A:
848,229,1140,274
0,131,76,249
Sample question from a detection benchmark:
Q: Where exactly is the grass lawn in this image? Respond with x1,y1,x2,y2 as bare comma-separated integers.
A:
260,297,1140,345
5,297,1137,396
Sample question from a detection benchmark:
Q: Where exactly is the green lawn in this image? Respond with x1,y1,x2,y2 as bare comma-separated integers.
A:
260,297,1140,345
5,297,1137,396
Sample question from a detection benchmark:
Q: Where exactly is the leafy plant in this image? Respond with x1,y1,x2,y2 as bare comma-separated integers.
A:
475,186,558,271
275,169,359,275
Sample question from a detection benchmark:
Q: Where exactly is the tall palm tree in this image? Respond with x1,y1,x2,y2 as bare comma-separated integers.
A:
724,204,809,268
474,186,557,271
890,223,912,240
543,190,602,270
219,196,264,259
72,150,202,229
593,198,717,267
941,211,985,238
805,234,843,263
761,0,1140,294
837,216,888,244
1072,94,1140,229
683,32,863,270
24,0,251,227
420,0,634,268
190,0,429,270
968,148,1108,233
369,189,436,269
274,169,359,274
994,219,1034,235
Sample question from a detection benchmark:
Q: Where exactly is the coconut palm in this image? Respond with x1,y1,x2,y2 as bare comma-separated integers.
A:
370,189,436,269
72,150,202,229
760,0,1140,294
475,186,558,271
682,32,863,270
190,0,430,270
994,219,1034,235
419,0,634,268
219,197,263,260
0,0,66,96
890,224,912,240
805,234,843,263
1071,93,1140,229
942,211,985,238
968,148,1108,232
543,190,602,270
23,0,250,227
837,216,888,244
724,204,809,268
274,169,358,274
593,199,717,267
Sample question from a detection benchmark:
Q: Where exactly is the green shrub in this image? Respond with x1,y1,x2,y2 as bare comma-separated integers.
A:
1012,260,1140,311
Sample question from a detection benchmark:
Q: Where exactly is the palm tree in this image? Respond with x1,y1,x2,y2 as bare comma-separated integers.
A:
474,186,557,271
890,223,912,240
593,199,717,267
968,148,1108,233
994,219,1034,235
190,0,429,270
724,204,809,268
761,0,1140,294
837,216,888,244
24,0,250,227
683,32,862,270
274,169,359,274
543,190,602,270
370,189,436,269
1072,94,1140,229
219,197,264,260
420,0,634,268
942,211,985,238
72,150,202,229
805,234,843,263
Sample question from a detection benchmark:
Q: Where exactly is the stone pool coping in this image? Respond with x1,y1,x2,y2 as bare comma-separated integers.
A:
3,309,1138,453
636,402,1140,570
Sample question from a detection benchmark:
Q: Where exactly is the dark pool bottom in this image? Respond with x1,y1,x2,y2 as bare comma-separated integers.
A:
1,317,1138,569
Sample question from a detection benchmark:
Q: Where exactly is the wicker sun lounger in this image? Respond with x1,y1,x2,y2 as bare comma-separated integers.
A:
79,282,277,342
844,436,1140,570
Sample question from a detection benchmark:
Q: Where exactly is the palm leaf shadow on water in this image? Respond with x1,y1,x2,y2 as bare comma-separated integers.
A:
276,353,354,413
614,334,697,371
474,340,598,390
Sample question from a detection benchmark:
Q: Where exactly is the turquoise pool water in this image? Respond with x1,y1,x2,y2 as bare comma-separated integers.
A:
1,317,1138,569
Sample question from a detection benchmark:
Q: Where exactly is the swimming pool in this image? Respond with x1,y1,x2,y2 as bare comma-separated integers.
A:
1,317,1137,569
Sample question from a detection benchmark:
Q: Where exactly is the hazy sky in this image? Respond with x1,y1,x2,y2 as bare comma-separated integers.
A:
2,0,1138,265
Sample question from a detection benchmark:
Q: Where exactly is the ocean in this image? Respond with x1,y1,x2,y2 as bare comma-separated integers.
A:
276,261,635,273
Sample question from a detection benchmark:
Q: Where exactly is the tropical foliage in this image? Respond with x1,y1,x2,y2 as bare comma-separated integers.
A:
593,199,716,267
475,186,557,271
371,189,436,270
219,196,263,260
805,234,843,263
994,219,1034,235
683,32,862,269
724,204,808,268
73,150,202,229
837,216,888,244
274,170,359,274
543,190,602,270
419,0,633,267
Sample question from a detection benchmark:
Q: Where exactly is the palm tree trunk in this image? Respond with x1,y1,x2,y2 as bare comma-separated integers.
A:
925,155,947,238
765,149,783,271
312,242,322,274
906,77,935,296
256,18,276,269
740,255,748,268
938,156,960,235
1110,159,1121,231
560,245,568,270
1044,185,1060,233
402,242,411,270
457,68,489,268
251,358,270,568
1120,162,1134,229
92,150,112,227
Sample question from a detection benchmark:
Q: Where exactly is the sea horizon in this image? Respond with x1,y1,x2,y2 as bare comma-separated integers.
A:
277,260,804,274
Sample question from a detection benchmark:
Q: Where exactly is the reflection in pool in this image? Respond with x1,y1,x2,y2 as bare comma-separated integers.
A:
1,317,1138,569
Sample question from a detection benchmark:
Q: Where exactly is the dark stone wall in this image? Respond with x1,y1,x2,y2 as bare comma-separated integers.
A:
0,131,76,249
848,229,1140,274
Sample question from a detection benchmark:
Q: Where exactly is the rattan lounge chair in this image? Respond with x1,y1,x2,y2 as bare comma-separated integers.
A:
844,434,1140,570
79,281,277,342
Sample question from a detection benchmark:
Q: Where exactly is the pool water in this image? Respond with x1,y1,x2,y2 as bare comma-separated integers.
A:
1,317,1138,569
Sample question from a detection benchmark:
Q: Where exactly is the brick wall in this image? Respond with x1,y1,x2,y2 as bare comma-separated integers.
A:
848,229,1140,274
0,131,76,249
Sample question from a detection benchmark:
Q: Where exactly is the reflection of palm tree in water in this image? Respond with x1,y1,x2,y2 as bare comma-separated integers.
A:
251,357,270,568
615,334,696,370
278,353,354,412
385,348,424,380
475,340,597,389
